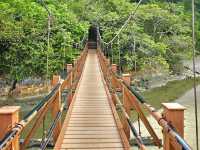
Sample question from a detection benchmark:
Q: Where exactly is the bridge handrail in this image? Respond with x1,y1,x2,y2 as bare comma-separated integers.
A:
0,48,88,150
40,102,65,150
97,48,192,150
107,79,146,150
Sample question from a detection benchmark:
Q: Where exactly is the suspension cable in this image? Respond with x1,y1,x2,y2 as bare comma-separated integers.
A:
105,0,143,45
117,35,121,75
111,43,113,64
39,0,52,83
191,0,199,148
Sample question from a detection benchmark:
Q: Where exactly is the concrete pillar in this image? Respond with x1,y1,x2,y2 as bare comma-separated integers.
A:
122,74,131,86
0,106,20,150
162,103,186,150
111,64,117,73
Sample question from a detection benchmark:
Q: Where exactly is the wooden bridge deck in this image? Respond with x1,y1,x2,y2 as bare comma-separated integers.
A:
54,49,129,150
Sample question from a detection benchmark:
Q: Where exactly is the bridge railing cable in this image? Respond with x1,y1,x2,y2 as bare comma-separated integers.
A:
106,76,146,149
97,0,143,47
97,48,192,150
0,46,88,150
97,49,161,148
40,103,65,150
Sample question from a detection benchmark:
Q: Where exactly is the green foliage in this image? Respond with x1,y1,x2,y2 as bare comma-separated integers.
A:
93,2,194,75
0,0,199,82
0,0,88,81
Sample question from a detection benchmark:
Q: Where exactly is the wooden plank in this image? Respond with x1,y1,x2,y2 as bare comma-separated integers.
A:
71,112,112,115
62,138,121,143
69,120,115,124
73,106,109,108
63,134,120,139
66,127,117,131
70,115,114,122
64,130,118,135
75,102,108,104
72,108,111,111
60,148,124,150
72,110,112,113
70,115,113,118
61,143,123,148
54,49,128,150
76,96,107,98
68,124,115,127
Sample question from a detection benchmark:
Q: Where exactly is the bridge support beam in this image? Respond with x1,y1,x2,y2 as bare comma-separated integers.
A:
162,103,185,150
0,106,20,150
51,75,62,144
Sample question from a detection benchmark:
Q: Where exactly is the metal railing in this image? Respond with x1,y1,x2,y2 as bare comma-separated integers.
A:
0,47,88,150
97,39,192,150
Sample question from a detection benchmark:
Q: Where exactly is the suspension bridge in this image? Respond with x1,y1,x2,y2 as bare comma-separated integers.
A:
0,26,194,150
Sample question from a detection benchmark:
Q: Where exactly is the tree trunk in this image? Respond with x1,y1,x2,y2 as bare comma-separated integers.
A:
8,79,17,95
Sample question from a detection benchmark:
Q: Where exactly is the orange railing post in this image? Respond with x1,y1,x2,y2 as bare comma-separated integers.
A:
66,64,73,90
111,64,117,74
51,75,62,144
106,58,110,66
122,74,131,86
67,71,73,107
162,103,186,150
73,59,77,80
66,64,72,73
122,74,131,140
0,106,20,150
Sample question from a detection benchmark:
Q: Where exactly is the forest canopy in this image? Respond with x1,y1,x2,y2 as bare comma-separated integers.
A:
0,0,199,82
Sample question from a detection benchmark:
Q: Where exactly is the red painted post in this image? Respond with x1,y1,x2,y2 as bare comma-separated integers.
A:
122,74,131,139
122,87,131,140
66,64,73,90
73,59,78,79
51,75,60,87
77,56,81,77
51,75,61,144
122,74,131,86
0,106,20,150
162,103,186,150
66,64,72,73
68,71,74,107
106,58,110,66
111,64,117,73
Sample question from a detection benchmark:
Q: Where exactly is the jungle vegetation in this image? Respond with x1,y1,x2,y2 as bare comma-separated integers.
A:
0,0,199,84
